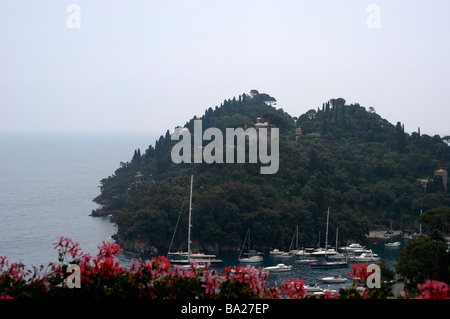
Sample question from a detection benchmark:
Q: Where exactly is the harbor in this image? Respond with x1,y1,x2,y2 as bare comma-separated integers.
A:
210,240,402,292
160,197,406,296
118,236,405,297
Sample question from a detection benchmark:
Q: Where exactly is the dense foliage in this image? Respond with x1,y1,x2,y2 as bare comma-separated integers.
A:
396,207,450,290
1,237,448,299
93,91,450,253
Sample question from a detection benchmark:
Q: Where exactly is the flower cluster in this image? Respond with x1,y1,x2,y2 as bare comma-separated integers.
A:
0,238,448,299
348,263,370,282
401,280,450,299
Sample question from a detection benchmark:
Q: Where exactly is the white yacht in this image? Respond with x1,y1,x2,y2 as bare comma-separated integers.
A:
264,263,293,272
350,251,380,262
304,284,323,292
295,257,318,264
310,248,338,256
238,255,263,263
340,243,365,252
320,275,348,283
269,248,282,255
385,241,401,248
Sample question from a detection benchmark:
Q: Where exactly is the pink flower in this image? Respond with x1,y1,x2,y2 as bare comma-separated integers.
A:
280,278,307,299
416,280,450,299
201,271,222,295
348,263,359,278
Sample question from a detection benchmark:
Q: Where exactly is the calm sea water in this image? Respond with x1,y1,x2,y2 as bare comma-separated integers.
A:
0,131,157,266
0,131,402,289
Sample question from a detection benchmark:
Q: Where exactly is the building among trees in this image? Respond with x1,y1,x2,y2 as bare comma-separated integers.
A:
434,169,448,192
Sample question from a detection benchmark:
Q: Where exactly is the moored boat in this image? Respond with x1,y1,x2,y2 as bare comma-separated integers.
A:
304,284,323,292
311,208,348,269
349,251,380,262
320,275,348,283
310,260,348,269
264,263,293,272
295,257,318,264
339,243,365,252
238,228,264,263
310,248,338,256
385,241,401,248
168,175,223,264
238,255,263,263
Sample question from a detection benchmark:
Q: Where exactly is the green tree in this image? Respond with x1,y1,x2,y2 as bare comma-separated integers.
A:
419,206,450,240
396,235,449,290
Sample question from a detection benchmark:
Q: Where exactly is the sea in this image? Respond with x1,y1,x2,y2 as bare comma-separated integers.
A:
0,131,403,291
0,131,157,266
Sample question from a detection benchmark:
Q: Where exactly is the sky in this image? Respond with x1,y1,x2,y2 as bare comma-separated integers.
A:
1,0,449,137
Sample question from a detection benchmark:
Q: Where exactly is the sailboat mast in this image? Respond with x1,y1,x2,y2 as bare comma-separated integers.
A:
248,228,251,252
325,207,330,257
336,227,338,252
239,228,249,259
419,209,422,234
187,175,193,261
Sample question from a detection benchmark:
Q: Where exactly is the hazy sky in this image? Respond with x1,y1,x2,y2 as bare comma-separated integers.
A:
1,0,449,137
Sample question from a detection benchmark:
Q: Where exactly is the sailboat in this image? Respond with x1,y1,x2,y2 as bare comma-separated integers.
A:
270,229,294,258
326,227,347,261
311,208,348,269
385,219,401,248
238,228,263,263
168,175,223,265
289,225,308,256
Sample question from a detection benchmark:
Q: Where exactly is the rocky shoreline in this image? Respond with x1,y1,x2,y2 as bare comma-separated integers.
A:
90,207,111,217
90,207,159,255
112,234,159,255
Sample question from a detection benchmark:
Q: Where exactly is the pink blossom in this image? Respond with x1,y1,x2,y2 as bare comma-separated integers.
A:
415,280,450,299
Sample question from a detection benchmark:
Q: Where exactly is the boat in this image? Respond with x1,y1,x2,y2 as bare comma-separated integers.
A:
238,228,263,263
385,241,401,248
295,257,318,264
311,260,348,269
176,263,205,270
288,225,309,256
277,251,295,258
168,251,217,258
304,284,323,293
270,249,294,258
168,175,223,265
340,243,365,253
269,249,282,255
384,219,401,248
239,255,263,263
270,230,294,258
310,208,348,269
320,275,348,283
310,248,338,256
312,226,340,256
350,251,381,262
264,263,293,272
350,248,373,254
326,253,348,261
313,287,338,298
293,249,310,256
